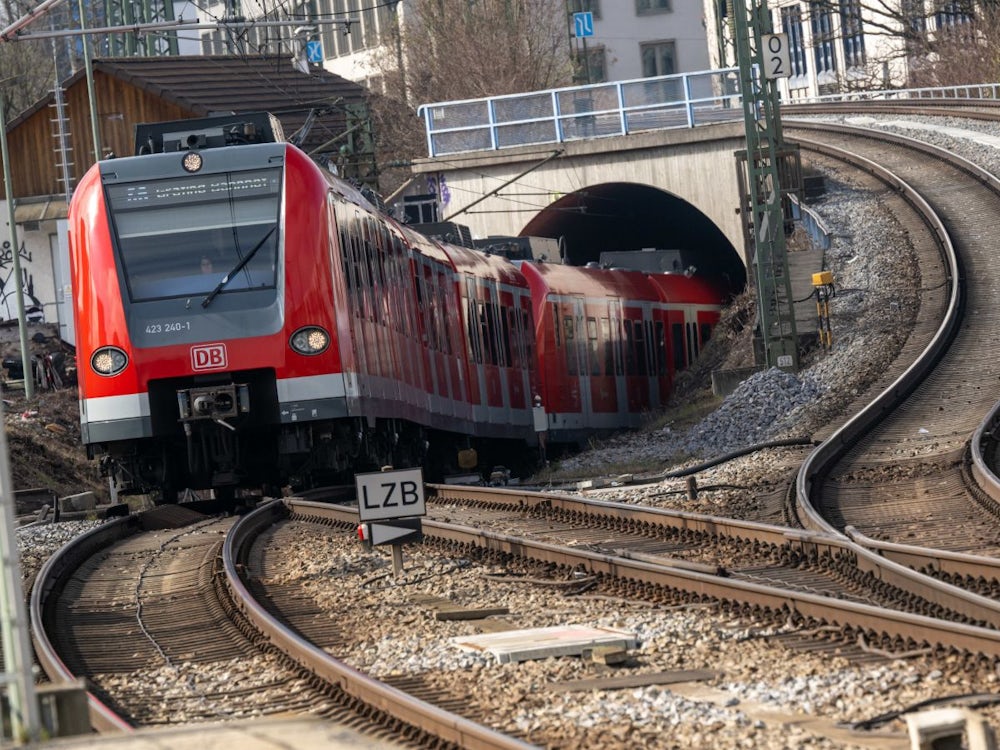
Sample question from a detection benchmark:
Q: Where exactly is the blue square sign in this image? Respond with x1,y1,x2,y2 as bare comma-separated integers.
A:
573,12,594,38
306,40,323,63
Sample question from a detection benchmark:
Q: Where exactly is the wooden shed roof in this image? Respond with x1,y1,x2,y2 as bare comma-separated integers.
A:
84,55,367,153
5,54,369,207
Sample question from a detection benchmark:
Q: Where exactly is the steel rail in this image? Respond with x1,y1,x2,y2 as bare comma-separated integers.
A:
286,498,1000,658
224,499,537,750
29,516,141,733
785,125,964,538
429,481,1000,624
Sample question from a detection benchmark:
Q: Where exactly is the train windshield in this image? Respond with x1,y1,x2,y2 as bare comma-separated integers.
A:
104,167,282,302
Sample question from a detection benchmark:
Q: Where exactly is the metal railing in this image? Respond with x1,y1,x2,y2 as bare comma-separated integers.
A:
417,67,743,157
793,81,1000,103
417,74,1000,158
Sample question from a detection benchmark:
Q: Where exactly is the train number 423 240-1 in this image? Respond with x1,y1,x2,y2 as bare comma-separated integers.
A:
145,321,191,334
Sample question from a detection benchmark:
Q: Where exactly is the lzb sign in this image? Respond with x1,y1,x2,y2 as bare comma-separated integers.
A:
356,467,426,521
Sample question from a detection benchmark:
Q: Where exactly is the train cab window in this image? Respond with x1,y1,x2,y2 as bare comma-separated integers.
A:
106,167,281,302
552,303,561,348
686,322,697,364
587,317,600,375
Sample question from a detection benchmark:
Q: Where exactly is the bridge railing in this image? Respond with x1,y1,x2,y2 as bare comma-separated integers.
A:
793,82,1000,103
417,67,743,158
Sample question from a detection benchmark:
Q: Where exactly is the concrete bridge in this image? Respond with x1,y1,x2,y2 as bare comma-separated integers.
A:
408,120,750,287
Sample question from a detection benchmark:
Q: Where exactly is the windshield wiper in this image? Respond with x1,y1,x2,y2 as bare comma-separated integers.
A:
202,225,277,309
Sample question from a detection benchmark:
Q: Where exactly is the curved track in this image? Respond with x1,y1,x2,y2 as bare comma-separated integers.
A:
786,120,1000,558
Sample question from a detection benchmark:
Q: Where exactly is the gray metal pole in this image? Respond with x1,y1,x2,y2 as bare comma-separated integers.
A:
78,0,102,163
0,93,34,400
0,91,41,744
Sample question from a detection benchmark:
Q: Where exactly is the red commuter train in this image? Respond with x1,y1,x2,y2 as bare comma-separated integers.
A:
67,113,730,501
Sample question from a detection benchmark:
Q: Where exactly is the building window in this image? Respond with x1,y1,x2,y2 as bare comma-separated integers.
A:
637,0,670,14
840,0,866,68
810,1,837,78
574,45,607,84
568,0,601,19
641,40,676,77
780,5,808,78
935,0,973,29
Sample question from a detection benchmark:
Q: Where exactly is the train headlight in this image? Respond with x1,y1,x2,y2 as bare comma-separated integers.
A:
290,326,330,355
91,346,128,376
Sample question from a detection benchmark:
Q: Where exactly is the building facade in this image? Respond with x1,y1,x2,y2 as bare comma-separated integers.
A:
704,0,978,100
196,0,712,89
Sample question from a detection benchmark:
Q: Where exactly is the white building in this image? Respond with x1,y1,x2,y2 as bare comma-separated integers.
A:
704,1,977,100
196,0,712,88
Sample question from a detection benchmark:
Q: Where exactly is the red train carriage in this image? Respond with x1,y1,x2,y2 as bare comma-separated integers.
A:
520,262,727,445
68,112,730,501
69,114,540,499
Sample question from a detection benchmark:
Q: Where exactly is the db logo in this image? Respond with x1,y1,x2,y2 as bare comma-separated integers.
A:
191,343,228,371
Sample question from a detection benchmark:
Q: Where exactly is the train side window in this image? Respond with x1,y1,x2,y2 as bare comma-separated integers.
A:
612,314,623,375
587,317,600,375
672,322,685,369
486,301,503,366
439,271,453,355
645,320,655,376
552,303,561,348
624,320,635,375
601,317,613,375
634,320,647,376
655,321,667,376
479,301,494,365
686,322,697,364
564,315,577,376
467,294,483,364
507,307,522,368
701,322,713,348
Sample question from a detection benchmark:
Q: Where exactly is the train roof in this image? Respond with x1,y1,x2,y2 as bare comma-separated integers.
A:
518,261,661,301
394,224,526,287
443,244,527,287
644,272,730,305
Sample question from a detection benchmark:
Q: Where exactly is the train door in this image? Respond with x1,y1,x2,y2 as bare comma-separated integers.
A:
463,276,485,413
607,299,626,419
480,285,506,410
654,316,671,404
588,303,616,417
505,291,530,411
416,259,447,414
549,297,583,422
622,304,652,413
441,268,466,409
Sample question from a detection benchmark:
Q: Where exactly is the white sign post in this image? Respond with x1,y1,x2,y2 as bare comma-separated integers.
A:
761,33,791,79
355,467,426,576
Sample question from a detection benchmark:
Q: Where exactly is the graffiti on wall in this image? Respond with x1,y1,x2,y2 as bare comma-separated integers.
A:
0,239,43,323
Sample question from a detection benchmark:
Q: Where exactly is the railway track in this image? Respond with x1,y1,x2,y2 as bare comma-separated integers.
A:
30,504,532,748
784,121,1000,558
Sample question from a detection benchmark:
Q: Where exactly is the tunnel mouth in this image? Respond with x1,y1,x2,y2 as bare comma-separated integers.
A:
519,182,746,294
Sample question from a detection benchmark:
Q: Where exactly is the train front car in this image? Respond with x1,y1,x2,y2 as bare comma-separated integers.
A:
68,114,341,501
